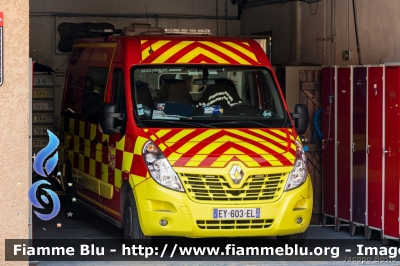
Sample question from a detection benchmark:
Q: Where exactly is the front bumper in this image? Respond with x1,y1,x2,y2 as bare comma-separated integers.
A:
133,175,313,238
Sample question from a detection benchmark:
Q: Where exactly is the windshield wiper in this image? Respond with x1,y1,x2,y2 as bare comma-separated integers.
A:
209,121,271,128
141,120,215,128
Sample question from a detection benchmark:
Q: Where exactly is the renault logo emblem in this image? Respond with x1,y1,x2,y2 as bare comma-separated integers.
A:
230,165,244,184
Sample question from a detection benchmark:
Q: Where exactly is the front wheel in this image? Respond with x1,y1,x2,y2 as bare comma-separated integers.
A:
123,191,151,246
276,230,307,247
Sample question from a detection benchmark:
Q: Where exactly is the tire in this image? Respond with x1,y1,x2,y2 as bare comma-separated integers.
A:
276,230,307,247
123,190,151,246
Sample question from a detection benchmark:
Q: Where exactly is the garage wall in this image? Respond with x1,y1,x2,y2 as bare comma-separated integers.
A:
301,0,400,65
241,2,295,65
30,0,238,17
30,16,241,71
0,0,29,263
31,0,400,71
243,0,400,65
30,0,241,71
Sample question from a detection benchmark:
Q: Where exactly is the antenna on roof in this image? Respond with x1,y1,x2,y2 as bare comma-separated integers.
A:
145,5,153,54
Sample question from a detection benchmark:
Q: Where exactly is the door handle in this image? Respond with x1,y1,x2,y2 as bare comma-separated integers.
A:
352,143,356,152
367,145,370,154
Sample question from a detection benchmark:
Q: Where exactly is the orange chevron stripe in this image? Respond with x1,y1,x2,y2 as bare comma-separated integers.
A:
171,129,293,156
145,128,296,168
177,47,230,64
141,40,172,63
190,134,292,167
140,40,259,65
154,41,194,64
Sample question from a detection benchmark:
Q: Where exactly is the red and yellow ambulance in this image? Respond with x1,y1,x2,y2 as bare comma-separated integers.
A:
59,26,312,244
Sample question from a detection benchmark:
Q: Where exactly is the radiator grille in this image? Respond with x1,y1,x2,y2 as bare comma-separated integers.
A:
196,219,274,230
180,172,286,203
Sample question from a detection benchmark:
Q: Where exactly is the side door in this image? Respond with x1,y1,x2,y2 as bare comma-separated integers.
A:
101,65,128,219
79,66,109,206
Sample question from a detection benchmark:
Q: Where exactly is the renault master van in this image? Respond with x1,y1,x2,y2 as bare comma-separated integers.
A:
58,26,312,245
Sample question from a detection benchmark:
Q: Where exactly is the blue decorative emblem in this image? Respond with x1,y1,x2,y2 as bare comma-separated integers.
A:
29,130,60,221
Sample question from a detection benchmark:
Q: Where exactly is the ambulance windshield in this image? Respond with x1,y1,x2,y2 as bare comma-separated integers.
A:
131,66,289,128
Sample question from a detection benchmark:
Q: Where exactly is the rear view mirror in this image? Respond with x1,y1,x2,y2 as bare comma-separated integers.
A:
291,104,309,135
100,103,123,135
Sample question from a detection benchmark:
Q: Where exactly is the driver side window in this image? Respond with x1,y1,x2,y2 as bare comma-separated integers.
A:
112,68,126,114
111,68,127,133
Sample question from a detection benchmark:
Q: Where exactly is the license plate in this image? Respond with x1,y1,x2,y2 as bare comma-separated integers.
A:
213,208,261,219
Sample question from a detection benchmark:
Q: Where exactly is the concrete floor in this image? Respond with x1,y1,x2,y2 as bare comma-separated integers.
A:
27,203,399,266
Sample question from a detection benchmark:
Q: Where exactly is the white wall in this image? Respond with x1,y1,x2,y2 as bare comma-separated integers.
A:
30,16,241,71
29,0,241,71
243,0,400,66
241,2,295,65
30,0,238,17
35,0,400,70
31,0,400,69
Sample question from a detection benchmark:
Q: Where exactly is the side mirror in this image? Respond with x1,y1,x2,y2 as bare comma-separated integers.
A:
291,104,309,135
100,103,123,135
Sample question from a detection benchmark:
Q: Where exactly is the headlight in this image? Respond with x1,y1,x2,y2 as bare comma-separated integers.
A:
284,140,308,191
142,141,184,192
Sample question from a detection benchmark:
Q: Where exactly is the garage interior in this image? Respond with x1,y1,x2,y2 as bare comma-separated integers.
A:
28,0,400,247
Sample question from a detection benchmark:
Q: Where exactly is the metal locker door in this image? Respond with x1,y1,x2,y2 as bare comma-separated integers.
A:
366,65,384,238
336,66,352,227
322,66,336,222
384,65,400,240
351,66,367,232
